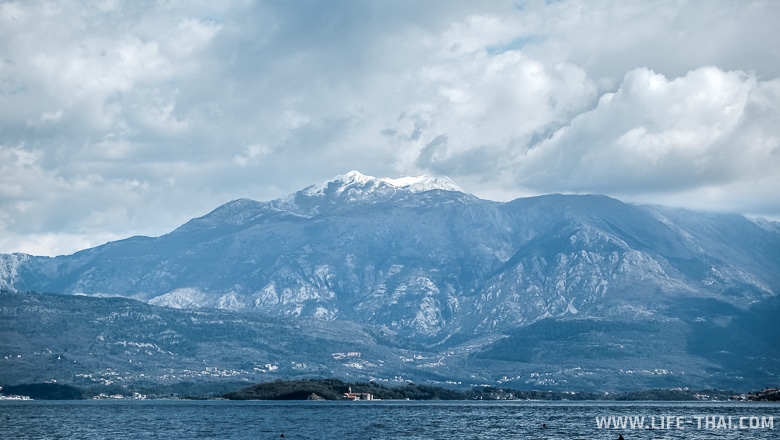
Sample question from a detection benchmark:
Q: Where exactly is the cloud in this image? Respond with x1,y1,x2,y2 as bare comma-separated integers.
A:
517,0,780,81
1,0,779,255
399,50,597,177
512,67,780,216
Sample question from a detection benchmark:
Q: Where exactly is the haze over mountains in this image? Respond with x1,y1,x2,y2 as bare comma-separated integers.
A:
2,171,779,391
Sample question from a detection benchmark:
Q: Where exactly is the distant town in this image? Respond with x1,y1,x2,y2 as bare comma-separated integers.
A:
1,380,778,402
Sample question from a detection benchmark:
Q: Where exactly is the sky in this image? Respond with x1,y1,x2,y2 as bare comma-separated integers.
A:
1,0,779,256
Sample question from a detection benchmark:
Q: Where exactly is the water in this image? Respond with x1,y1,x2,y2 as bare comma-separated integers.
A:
0,400,777,439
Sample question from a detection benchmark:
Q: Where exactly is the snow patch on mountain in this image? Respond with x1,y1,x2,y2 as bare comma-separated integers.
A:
216,291,245,311
149,288,208,309
303,170,464,197
412,296,444,335
381,174,464,193
252,284,281,308
0,254,29,292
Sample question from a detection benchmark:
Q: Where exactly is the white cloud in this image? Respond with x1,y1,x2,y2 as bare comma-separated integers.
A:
514,66,779,209
1,0,779,255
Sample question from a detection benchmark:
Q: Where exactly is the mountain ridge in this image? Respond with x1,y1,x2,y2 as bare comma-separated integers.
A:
2,288,778,391
2,173,778,322
1,171,779,389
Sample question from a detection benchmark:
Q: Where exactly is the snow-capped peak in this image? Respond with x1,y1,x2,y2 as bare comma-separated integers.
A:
381,175,464,193
332,170,375,187
304,170,464,197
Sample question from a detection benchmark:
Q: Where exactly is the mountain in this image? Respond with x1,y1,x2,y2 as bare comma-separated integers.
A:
2,170,780,391
3,289,778,392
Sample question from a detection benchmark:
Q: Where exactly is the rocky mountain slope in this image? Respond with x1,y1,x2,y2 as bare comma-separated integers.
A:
2,171,779,390
2,289,778,391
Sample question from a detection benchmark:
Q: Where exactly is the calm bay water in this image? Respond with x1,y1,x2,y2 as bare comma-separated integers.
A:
0,400,777,439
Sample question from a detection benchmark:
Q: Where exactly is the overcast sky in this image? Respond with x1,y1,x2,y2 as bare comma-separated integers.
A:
2,0,779,256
